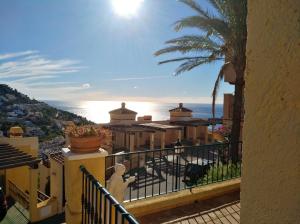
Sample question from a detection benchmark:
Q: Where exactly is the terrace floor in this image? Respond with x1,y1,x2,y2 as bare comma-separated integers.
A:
138,191,240,224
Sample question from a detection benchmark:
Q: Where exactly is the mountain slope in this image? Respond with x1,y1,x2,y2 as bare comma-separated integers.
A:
0,84,94,141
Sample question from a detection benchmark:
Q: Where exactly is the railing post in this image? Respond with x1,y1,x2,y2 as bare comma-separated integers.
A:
175,155,179,191
150,133,155,150
160,132,165,149
63,148,108,224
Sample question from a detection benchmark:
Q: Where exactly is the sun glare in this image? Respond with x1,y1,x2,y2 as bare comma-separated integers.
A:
111,0,144,18
81,101,160,123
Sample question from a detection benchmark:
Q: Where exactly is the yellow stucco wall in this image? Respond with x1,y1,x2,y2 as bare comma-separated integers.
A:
39,164,50,193
0,136,38,156
169,111,192,121
0,137,38,194
50,158,64,213
64,149,107,224
240,1,300,223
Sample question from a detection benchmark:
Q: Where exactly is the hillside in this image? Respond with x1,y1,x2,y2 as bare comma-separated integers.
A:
0,84,94,142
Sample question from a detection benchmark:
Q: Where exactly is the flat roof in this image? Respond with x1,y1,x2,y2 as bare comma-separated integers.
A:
0,143,41,169
136,123,183,131
170,119,210,126
104,124,156,133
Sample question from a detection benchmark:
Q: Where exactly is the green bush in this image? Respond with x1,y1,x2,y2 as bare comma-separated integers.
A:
198,162,241,185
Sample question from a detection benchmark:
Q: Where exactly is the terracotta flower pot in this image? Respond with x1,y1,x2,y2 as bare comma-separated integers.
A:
69,136,101,153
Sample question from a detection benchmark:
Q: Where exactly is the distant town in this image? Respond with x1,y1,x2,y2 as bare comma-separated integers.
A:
0,84,93,153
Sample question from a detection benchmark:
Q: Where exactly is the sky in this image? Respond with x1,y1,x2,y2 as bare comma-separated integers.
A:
0,0,233,103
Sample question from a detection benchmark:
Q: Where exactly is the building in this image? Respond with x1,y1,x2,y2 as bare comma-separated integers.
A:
1,2,298,224
105,102,211,153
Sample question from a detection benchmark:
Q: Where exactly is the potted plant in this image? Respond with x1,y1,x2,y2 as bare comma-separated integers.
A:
65,125,111,153
215,125,231,143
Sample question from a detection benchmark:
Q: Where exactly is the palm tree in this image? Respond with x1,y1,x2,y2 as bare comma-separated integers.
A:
155,0,247,162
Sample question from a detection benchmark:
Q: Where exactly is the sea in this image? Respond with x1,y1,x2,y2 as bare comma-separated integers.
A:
45,101,223,124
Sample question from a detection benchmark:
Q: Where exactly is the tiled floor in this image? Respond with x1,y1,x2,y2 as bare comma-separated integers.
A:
139,191,240,224
163,201,240,224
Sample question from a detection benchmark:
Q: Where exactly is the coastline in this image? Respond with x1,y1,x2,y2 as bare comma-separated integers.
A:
45,100,223,124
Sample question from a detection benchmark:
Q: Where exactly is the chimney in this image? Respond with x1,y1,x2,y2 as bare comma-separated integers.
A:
179,103,183,108
9,126,24,138
121,102,126,109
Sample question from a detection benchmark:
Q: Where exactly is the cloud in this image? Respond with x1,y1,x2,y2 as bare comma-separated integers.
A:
82,83,91,89
26,81,78,88
0,50,83,80
0,51,221,104
0,50,38,61
12,75,58,83
5,81,98,101
78,90,223,104
0,50,93,100
109,75,169,81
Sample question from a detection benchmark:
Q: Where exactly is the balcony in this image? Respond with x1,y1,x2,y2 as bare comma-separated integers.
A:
72,142,242,224
105,142,242,202
97,143,240,223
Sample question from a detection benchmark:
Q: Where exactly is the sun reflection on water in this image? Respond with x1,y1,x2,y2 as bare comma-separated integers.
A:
50,100,221,124
81,101,166,123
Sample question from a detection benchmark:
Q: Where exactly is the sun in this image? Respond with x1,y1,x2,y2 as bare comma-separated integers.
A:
111,0,144,18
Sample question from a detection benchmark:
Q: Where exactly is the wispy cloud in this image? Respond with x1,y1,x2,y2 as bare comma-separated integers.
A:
5,82,96,101
0,50,93,100
22,81,92,91
12,75,58,83
109,75,169,81
0,50,83,79
79,91,223,104
0,50,38,61
26,81,78,88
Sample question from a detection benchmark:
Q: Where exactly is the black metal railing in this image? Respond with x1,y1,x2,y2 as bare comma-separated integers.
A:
80,165,139,224
105,142,242,202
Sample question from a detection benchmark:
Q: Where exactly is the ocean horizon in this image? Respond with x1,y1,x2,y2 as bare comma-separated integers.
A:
45,100,223,124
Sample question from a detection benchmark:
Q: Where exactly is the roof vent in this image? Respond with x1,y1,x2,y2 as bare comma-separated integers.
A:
179,103,183,108
121,102,126,108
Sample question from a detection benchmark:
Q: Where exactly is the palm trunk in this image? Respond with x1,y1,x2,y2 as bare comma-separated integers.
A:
230,76,244,163
231,24,247,163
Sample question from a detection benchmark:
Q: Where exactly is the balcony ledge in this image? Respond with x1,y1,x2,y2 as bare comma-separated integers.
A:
124,178,241,218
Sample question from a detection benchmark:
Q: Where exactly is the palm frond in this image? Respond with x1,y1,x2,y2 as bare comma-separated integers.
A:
207,0,231,20
154,45,202,56
154,0,247,146
165,35,222,50
178,0,210,18
212,62,232,118
155,35,224,56
174,16,230,40
158,56,223,65
174,57,213,76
